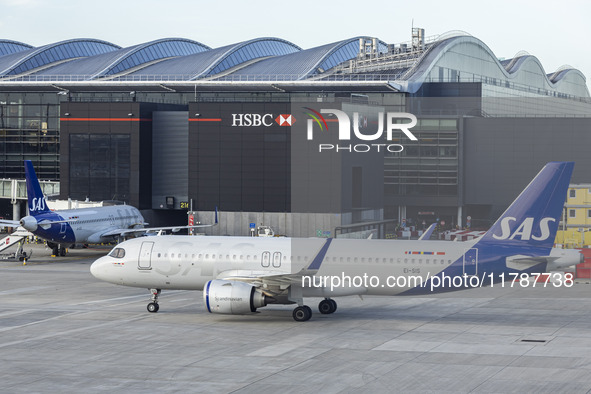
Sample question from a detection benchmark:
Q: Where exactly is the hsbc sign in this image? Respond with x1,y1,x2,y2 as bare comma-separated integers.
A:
231,113,295,127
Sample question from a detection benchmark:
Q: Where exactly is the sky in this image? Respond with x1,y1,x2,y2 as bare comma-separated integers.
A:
0,0,590,90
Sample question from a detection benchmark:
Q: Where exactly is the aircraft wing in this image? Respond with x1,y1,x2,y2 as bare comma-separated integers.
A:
216,238,333,293
100,208,219,238
0,219,19,226
0,218,77,226
100,223,218,238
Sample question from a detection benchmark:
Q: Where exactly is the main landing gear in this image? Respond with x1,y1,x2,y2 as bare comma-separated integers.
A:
292,298,337,322
48,243,67,257
147,288,161,313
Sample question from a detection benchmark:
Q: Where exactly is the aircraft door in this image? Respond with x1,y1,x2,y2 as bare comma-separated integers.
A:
60,223,67,234
272,252,282,268
261,251,270,267
463,248,478,276
138,241,154,270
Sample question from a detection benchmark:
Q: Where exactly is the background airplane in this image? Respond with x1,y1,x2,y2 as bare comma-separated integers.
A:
0,161,216,256
90,162,581,321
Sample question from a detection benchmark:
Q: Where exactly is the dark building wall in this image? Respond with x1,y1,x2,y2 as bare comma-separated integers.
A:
152,111,188,210
188,102,291,212
463,117,591,220
59,102,184,209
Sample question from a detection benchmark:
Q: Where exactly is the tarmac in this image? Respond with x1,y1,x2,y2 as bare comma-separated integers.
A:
2,243,591,393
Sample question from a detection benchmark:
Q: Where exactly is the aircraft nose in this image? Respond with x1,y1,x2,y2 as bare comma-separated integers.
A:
90,257,112,281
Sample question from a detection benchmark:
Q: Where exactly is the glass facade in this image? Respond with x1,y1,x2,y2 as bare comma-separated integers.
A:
0,40,32,56
3,40,119,76
315,41,387,74
385,118,459,197
206,40,300,76
0,95,60,179
69,134,130,201
104,40,210,76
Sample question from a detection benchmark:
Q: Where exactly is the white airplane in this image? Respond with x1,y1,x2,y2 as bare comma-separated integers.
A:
91,162,581,321
0,161,216,256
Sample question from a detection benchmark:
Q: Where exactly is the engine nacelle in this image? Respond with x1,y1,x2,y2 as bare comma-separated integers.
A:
19,215,38,232
203,279,272,315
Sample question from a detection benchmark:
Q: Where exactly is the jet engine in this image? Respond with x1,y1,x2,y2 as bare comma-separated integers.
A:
203,279,273,314
19,216,38,232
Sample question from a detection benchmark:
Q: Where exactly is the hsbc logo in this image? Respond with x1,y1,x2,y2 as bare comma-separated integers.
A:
275,114,295,126
231,113,296,127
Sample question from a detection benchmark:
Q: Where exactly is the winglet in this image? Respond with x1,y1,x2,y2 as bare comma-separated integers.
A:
418,223,437,241
24,160,51,216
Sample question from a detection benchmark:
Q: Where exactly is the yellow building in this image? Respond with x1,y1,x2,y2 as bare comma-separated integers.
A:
556,184,591,248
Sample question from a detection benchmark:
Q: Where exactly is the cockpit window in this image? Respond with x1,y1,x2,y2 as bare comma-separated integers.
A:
109,248,125,258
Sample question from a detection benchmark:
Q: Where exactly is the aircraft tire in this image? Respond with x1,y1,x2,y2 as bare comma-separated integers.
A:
329,299,337,313
319,299,336,314
147,302,159,313
293,305,312,322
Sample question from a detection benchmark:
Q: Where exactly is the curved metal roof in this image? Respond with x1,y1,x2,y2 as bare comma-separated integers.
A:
0,34,587,100
224,37,387,80
0,40,33,56
32,38,210,79
400,35,589,98
0,39,120,76
129,37,300,80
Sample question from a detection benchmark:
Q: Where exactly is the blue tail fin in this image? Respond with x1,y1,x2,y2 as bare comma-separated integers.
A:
477,162,574,251
24,160,51,216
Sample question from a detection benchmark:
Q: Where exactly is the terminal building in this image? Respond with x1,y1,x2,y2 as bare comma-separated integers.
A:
0,29,590,237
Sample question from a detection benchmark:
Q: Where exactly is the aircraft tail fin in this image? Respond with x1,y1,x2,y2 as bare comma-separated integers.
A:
24,160,51,216
477,162,574,251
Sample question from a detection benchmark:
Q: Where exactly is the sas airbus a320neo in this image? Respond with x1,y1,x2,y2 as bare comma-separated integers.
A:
91,162,580,321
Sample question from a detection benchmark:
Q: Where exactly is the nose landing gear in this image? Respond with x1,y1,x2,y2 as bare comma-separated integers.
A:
147,288,161,313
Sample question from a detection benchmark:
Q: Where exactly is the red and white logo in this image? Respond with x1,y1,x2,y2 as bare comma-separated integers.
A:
275,114,295,126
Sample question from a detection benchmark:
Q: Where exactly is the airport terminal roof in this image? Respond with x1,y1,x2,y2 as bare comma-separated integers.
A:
0,32,588,99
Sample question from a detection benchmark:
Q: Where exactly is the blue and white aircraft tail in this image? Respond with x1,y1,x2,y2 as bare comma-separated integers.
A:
478,161,572,251
0,160,217,256
24,160,52,216
90,162,581,321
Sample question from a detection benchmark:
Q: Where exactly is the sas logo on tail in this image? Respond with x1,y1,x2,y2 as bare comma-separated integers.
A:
30,197,47,212
492,217,555,241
